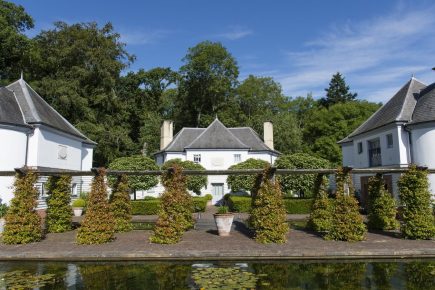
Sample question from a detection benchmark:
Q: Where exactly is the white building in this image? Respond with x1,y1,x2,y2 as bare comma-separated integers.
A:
0,78,96,207
339,77,435,207
153,118,280,203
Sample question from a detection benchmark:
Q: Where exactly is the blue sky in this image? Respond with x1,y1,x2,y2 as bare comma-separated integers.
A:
11,0,435,103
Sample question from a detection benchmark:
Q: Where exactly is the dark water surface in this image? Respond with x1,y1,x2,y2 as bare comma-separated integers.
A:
0,259,433,289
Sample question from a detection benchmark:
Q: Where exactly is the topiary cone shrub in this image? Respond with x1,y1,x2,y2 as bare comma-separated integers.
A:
308,174,333,232
326,167,366,242
367,174,398,230
398,165,435,240
249,166,288,243
2,170,43,244
162,159,207,195
150,165,194,244
76,168,115,244
109,174,133,232
45,175,73,233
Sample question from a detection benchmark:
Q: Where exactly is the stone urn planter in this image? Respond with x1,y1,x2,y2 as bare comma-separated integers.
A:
72,198,86,217
214,206,234,236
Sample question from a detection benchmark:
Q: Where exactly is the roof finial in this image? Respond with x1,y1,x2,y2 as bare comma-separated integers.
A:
215,114,218,120
20,71,23,80
411,73,415,79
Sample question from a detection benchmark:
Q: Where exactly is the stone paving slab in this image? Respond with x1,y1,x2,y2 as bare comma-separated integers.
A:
0,227,433,261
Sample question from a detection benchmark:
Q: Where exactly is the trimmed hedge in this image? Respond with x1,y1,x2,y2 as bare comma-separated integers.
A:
284,198,314,214
131,197,208,215
227,194,314,214
227,196,251,212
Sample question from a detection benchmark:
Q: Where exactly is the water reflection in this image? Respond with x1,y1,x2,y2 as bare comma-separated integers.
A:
0,260,433,289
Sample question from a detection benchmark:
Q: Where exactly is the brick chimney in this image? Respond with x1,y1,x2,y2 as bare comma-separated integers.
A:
160,120,174,150
263,121,274,150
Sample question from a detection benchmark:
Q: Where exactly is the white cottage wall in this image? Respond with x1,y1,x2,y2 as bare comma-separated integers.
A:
0,127,28,203
410,125,435,197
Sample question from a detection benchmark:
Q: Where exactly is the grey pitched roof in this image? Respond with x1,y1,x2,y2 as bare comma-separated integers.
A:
4,79,96,144
339,78,426,143
185,118,250,149
164,128,205,151
0,87,30,128
228,127,275,151
409,83,435,125
158,119,279,154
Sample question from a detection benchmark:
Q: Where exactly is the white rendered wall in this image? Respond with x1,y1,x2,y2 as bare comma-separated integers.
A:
30,127,83,170
341,142,354,167
410,125,435,197
350,125,406,168
0,127,28,203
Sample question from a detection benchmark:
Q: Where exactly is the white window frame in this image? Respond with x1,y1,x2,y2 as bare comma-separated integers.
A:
234,154,241,163
193,154,201,164
357,142,363,154
386,134,393,148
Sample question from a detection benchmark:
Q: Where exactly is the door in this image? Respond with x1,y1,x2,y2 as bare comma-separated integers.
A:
211,183,224,203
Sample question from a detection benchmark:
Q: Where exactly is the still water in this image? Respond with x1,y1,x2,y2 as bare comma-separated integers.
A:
0,260,433,289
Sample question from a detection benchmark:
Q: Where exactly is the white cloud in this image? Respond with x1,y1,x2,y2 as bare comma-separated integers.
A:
274,5,435,102
120,29,172,45
217,26,253,40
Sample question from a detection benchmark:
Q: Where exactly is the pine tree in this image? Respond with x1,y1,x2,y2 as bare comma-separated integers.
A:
249,166,288,243
309,174,333,232
150,165,194,244
76,168,115,244
367,174,398,230
398,165,435,239
320,72,357,107
326,167,366,241
46,175,73,233
2,170,43,244
109,174,133,232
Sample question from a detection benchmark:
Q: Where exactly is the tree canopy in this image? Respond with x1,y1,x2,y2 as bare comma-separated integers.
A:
319,72,357,107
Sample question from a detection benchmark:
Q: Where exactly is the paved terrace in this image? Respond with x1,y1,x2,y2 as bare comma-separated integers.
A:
0,206,433,261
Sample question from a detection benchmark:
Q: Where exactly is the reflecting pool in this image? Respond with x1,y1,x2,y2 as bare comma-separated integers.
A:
0,259,433,289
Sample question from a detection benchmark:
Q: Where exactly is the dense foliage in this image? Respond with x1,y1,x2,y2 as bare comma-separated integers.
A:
109,174,133,232
77,168,115,244
319,72,357,107
108,155,159,193
151,165,194,244
398,166,435,240
131,197,207,215
367,174,398,230
309,174,333,232
275,153,330,197
45,175,72,233
226,158,270,192
249,166,288,243
2,171,42,244
161,158,207,195
326,167,367,241
1,1,381,166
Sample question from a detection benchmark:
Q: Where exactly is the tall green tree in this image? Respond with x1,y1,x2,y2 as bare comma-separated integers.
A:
303,101,380,164
320,72,357,107
29,21,135,165
0,0,34,83
177,41,239,127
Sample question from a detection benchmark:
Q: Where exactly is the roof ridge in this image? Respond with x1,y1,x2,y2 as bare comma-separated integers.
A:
24,81,88,140
185,118,249,149
397,78,426,121
4,86,27,125
347,79,413,139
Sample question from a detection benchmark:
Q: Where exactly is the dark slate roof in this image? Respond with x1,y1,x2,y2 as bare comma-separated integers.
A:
185,118,250,149
163,128,205,151
338,78,427,143
409,83,435,125
228,127,274,151
4,79,96,144
0,87,30,128
158,119,278,154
